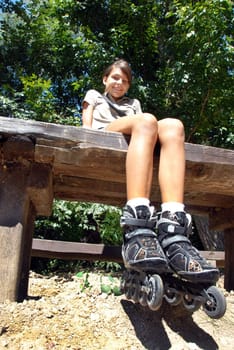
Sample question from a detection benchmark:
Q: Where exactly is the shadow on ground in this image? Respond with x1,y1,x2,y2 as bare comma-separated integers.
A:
121,299,218,350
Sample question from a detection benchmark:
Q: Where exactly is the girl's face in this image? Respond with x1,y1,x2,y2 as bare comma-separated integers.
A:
103,67,130,101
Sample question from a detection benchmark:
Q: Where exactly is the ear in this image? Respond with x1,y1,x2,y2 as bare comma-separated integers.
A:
103,76,107,85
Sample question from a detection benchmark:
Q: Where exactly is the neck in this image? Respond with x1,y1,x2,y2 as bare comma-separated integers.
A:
106,92,124,102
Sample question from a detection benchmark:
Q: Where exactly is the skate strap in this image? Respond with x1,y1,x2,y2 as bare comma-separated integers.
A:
160,234,190,249
158,221,187,235
124,228,157,240
120,216,156,229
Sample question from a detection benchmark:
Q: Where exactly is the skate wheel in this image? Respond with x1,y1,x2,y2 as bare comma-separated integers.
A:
139,291,148,307
125,281,134,300
123,272,133,299
123,272,140,302
130,278,140,303
120,270,131,295
203,286,226,319
120,271,127,293
164,288,182,306
182,294,202,312
139,277,148,307
147,275,164,311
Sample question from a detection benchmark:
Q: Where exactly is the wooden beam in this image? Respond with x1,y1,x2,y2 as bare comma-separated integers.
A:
35,142,234,196
32,239,122,263
31,238,225,268
0,117,130,150
28,163,53,216
1,116,234,212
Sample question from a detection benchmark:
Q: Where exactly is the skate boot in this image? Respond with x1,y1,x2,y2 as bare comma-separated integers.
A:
121,205,169,273
157,211,220,283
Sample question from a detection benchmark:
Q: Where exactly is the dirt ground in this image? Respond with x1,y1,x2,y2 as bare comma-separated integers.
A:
0,271,234,350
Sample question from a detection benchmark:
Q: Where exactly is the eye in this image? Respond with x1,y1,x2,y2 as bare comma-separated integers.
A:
122,79,129,84
111,75,129,84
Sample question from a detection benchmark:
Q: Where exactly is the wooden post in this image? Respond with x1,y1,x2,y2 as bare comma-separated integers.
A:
18,201,36,300
0,162,53,302
209,209,234,292
0,165,34,301
224,228,234,292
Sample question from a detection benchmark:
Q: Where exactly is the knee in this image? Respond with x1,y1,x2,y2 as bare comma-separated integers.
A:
134,113,158,135
159,118,185,143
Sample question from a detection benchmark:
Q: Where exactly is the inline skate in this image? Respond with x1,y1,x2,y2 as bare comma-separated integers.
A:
121,209,226,319
120,205,170,311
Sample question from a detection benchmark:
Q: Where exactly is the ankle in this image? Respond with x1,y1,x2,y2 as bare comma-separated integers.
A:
161,202,185,213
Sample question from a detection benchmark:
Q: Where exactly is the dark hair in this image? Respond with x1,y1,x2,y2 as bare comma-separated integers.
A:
103,59,132,84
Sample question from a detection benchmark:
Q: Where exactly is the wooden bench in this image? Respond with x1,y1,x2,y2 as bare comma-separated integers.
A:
0,116,233,302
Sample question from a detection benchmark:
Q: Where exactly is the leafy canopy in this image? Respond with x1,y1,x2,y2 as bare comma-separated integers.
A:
0,0,233,147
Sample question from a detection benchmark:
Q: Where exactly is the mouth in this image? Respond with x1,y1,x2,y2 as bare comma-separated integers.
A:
112,87,124,94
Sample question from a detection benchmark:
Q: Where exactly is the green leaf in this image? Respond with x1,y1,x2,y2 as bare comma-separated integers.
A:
76,271,84,278
112,286,122,296
101,284,112,294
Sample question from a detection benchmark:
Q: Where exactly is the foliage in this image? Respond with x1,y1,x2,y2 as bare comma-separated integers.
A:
33,200,123,273
35,200,122,245
0,0,233,147
76,271,122,295
20,74,55,121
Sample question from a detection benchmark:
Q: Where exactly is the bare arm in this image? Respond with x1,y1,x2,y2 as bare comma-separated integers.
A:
82,101,94,128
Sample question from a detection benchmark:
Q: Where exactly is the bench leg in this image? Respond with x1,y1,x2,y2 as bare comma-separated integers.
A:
0,167,36,302
224,228,234,292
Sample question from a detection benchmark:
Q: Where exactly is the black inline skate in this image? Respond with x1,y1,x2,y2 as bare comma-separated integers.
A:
120,205,170,311
121,208,226,319
156,211,226,319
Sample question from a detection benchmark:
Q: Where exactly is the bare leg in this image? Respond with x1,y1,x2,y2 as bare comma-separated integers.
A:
106,115,175,272
156,118,219,282
105,113,158,200
158,118,185,203
107,114,169,272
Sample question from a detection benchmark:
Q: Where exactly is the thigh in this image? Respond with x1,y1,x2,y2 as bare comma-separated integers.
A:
105,114,141,135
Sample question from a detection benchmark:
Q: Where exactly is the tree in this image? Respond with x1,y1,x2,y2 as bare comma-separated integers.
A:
0,0,233,147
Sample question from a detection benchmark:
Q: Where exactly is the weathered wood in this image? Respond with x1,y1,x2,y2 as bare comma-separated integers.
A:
0,160,53,301
1,117,233,212
36,142,234,210
32,239,122,263
18,201,36,301
193,215,224,250
27,163,53,216
0,116,130,150
31,238,225,268
52,175,234,210
209,207,234,231
0,164,36,302
224,228,234,292
2,135,34,161
0,224,23,301
34,142,234,196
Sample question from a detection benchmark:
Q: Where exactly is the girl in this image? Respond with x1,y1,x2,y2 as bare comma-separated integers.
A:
82,59,218,283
